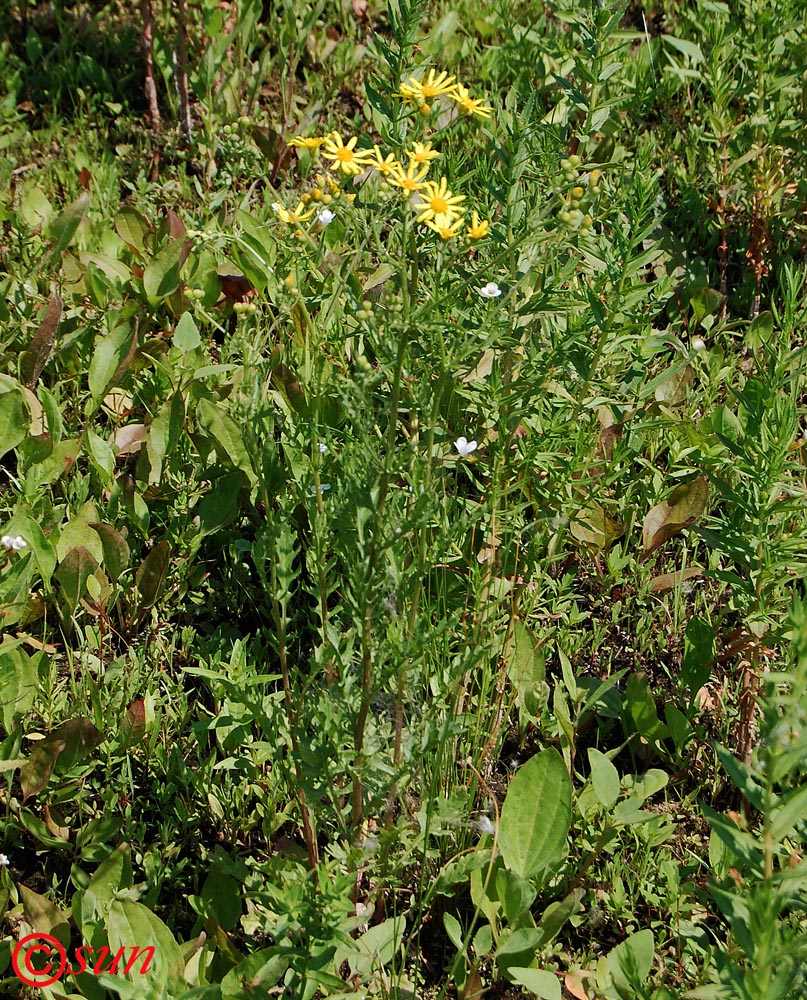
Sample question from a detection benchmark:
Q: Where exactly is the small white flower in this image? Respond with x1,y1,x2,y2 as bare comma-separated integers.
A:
318,442,329,454
455,437,478,457
1,535,26,552
691,336,706,351
478,281,502,299
0,853,8,867
309,483,332,494
316,208,335,226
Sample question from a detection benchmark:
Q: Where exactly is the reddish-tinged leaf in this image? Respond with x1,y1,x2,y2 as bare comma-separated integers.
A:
219,273,255,303
648,567,704,592
20,717,103,800
120,698,147,748
642,477,708,559
21,295,62,389
54,545,98,612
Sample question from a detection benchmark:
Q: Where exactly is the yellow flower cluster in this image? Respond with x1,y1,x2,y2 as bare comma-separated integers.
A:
397,70,493,119
281,82,493,242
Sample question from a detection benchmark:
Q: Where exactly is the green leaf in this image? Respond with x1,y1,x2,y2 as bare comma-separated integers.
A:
642,477,708,558
135,540,171,612
769,784,807,842
46,192,90,259
220,948,292,999
499,749,571,882
625,672,669,749
115,206,152,255
19,885,71,948
87,843,133,915
606,928,654,990
587,748,620,809
681,615,714,698
54,544,98,613
88,322,136,406
349,916,406,978
507,967,562,1000
0,386,29,460
571,504,625,552
143,238,191,303
197,473,243,538
0,644,38,733
174,311,202,352
505,621,546,717
107,898,186,994
196,397,257,486
90,522,130,583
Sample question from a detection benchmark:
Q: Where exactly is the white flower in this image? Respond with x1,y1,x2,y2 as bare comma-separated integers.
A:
691,336,706,351
478,281,502,299
309,483,331,494
316,208,335,226
0,853,8,867
318,442,329,454
1,535,27,551
455,437,478,457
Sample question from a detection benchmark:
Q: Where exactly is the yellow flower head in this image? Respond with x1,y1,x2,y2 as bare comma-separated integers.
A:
450,84,493,119
288,135,326,150
272,200,315,225
388,160,429,195
399,69,456,106
367,145,401,175
424,217,464,241
414,177,466,224
467,211,490,239
321,132,371,175
407,141,440,166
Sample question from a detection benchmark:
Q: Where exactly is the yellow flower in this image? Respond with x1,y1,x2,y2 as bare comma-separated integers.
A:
367,145,400,175
388,160,429,195
272,200,314,225
399,69,456,107
288,135,326,150
414,177,466,224
407,141,440,166
466,211,490,239
450,84,493,119
424,217,464,240
321,132,371,175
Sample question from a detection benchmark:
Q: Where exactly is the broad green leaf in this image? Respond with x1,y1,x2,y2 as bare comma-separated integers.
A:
681,615,714,697
769,784,807,842
19,885,71,948
135,540,171,611
87,843,133,914
115,206,152,255
587,748,620,809
143,238,191,303
626,672,669,749
505,621,546,716
174,311,202,352
54,545,98,612
349,916,405,977
571,504,624,551
108,898,186,994
86,428,116,484
90,522,130,582
0,645,38,733
0,386,29,460
88,322,136,406
606,929,654,990
197,473,243,538
220,948,292,999
196,397,257,485
47,192,90,257
496,867,536,924
499,749,571,882
642,477,708,558
536,889,583,948
508,967,562,1000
